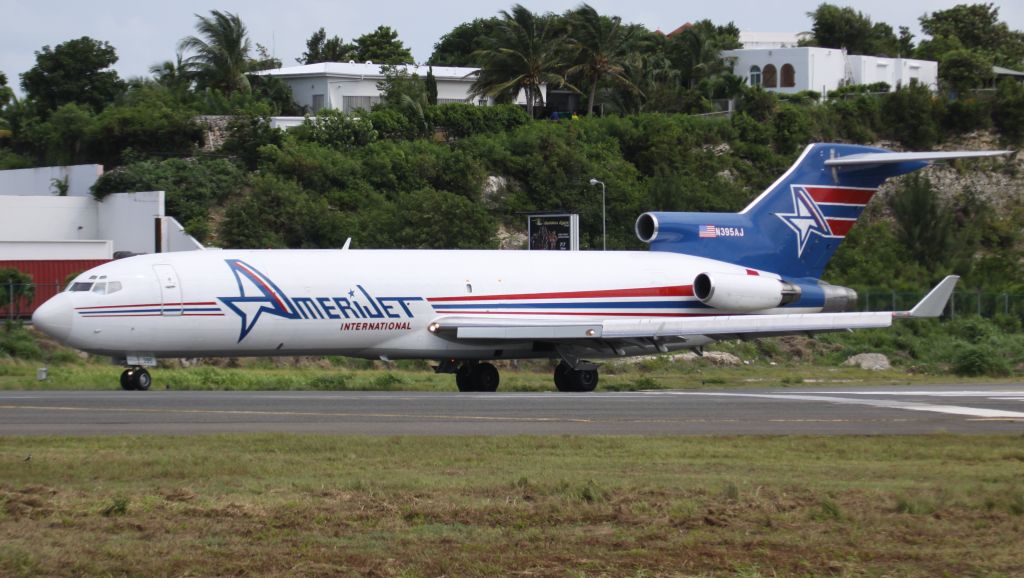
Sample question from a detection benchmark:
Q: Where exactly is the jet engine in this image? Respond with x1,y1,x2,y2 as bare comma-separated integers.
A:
693,272,801,311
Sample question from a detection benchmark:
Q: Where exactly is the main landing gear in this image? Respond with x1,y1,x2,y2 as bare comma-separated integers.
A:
440,359,599,393
120,367,152,391
455,361,500,392
553,360,598,393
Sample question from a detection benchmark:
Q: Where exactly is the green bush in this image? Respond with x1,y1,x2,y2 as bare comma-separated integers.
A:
951,345,1011,377
0,322,43,360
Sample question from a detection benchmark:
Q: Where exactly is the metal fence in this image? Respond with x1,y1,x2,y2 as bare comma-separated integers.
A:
2,282,63,320
860,290,1024,319
5,282,1024,322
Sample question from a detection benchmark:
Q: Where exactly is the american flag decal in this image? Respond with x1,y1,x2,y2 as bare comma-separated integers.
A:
698,225,717,238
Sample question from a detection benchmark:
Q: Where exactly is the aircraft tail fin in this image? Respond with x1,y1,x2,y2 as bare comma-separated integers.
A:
637,143,1009,279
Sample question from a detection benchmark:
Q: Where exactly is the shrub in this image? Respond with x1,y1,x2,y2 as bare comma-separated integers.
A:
951,345,1011,376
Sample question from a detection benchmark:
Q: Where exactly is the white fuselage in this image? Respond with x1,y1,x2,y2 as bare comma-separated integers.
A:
33,249,816,360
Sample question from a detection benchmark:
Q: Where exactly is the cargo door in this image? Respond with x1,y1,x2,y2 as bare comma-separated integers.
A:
153,264,183,316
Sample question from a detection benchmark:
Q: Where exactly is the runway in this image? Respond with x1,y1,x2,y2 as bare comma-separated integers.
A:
2,384,1024,435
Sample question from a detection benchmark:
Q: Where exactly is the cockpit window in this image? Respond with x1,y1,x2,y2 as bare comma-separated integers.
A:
92,282,107,294
69,282,93,292
107,281,122,294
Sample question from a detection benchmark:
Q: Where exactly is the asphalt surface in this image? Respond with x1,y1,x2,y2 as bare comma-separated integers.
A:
1,385,1023,435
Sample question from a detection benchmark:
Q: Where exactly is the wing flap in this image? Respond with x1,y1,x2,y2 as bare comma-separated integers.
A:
431,311,892,341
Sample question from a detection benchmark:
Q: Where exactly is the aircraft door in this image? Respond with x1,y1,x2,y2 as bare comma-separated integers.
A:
153,264,183,316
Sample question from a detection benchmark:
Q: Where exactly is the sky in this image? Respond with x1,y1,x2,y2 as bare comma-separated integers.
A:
2,0,1023,96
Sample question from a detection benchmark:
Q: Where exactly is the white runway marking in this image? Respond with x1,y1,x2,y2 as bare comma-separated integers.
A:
641,390,1024,419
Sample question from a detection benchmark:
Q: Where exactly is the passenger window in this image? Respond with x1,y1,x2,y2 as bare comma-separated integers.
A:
107,281,122,294
92,283,107,294
69,282,93,292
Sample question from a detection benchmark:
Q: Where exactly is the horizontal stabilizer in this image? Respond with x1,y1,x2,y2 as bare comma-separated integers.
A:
899,275,960,318
825,150,1011,167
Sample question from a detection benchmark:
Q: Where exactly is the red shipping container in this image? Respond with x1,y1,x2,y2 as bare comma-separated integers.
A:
0,260,110,318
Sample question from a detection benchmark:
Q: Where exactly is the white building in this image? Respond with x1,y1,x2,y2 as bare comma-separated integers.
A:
257,62,543,114
0,165,202,260
722,47,938,95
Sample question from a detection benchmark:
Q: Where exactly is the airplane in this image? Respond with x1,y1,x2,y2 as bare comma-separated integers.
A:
31,143,1008,392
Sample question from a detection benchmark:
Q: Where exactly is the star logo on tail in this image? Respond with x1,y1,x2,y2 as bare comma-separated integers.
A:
777,186,833,258
218,259,299,342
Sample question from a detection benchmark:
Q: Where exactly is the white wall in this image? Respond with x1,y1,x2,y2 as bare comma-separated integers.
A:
162,216,205,252
0,240,112,260
96,191,164,255
0,165,103,196
0,196,99,242
725,48,940,95
0,190,202,258
725,47,850,95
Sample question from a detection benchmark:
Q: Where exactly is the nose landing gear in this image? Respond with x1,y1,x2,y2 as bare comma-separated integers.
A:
120,367,152,391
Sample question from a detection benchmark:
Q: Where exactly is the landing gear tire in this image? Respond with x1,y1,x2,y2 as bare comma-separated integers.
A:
132,368,152,391
120,369,136,391
120,367,151,391
455,362,500,392
554,361,599,393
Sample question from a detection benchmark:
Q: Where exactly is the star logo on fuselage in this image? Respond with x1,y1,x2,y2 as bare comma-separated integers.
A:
218,259,298,342
777,186,833,258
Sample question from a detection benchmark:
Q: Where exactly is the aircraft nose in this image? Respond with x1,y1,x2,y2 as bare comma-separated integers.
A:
32,293,74,343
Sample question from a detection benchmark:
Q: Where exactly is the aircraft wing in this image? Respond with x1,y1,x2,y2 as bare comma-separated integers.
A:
429,276,958,342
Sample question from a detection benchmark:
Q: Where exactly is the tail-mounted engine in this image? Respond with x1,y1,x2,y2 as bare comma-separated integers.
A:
693,272,858,313
694,272,800,311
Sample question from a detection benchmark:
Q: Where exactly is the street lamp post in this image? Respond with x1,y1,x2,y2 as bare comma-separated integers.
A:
589,178,606,250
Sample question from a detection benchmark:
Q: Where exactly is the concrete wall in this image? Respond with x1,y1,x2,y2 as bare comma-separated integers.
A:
0,240,112,260
0,196,100,242
96,191,165,255
0,165,103,196
0,190,200,258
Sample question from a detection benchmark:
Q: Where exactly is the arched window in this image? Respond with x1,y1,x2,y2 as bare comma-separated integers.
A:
749,65,762,87
781,64,796,88
762,64,778,88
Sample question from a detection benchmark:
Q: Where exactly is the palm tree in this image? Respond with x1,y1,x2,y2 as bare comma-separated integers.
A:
565,4,638,115
149,52,191,94
469,4,568,118
178,10,252,95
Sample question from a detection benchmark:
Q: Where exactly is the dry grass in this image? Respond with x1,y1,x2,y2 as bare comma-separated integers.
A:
1,435,1023,577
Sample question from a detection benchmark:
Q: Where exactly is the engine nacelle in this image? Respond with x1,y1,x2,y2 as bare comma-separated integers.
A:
694,272,800,311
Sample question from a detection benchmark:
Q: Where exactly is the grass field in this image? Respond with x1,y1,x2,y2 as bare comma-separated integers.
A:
0,357,1016,393
2,435,1023,577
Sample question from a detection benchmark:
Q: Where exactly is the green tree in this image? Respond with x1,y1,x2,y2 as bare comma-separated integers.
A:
20,37,125,115
92,157,243,241
425,67,438,105
179,10,253,95
881,81,941,149
429,18,502,66
149,52,191,95
804,3,899,56
666,20,741,90
17,103,97,165
888,174,953,272
565,4,638,115
354,26,414,64
0,71,12,114
993,78,1024,143
0,268,33,310
897,26,915,56
920,3,1024,66
939,49,993,94
470,5,569,118
298,28,356,64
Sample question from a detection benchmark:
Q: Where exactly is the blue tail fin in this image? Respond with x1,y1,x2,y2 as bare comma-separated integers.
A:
637,143,929,279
